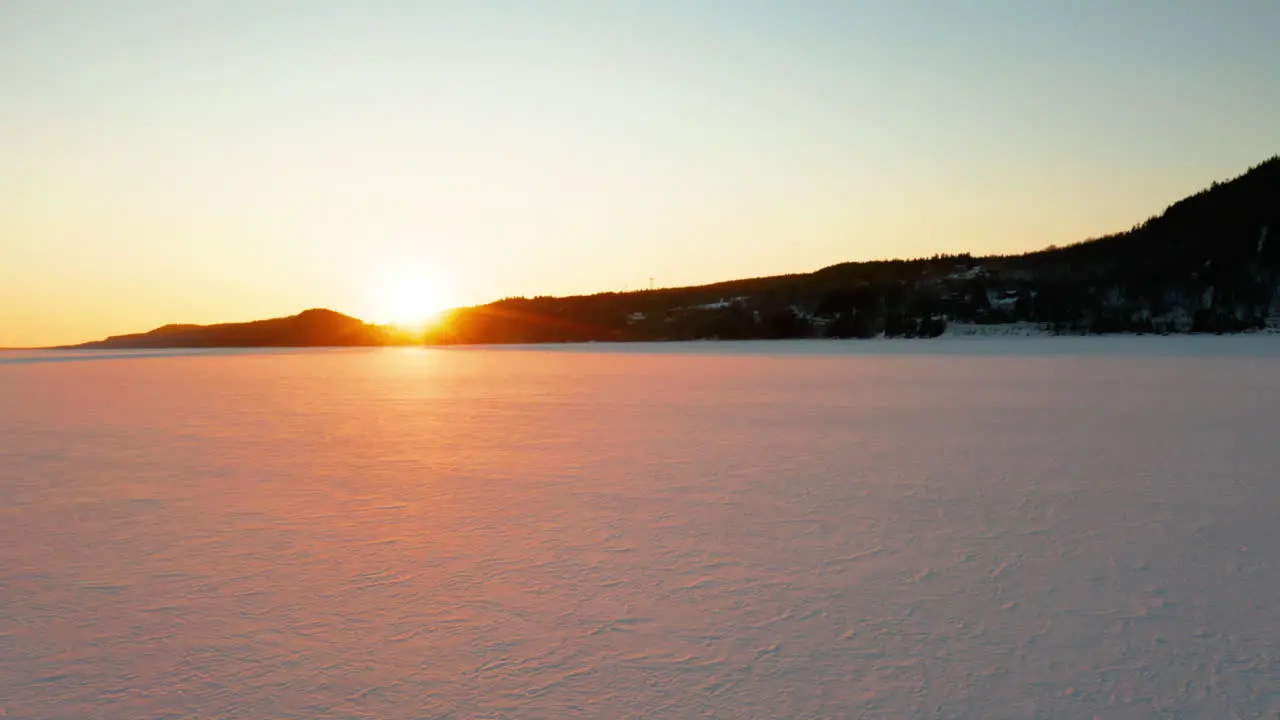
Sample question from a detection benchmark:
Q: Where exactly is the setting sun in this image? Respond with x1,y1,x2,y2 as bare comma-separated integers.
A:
367,267,455,329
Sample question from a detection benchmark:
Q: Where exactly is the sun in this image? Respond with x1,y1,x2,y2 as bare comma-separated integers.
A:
369,267,455,329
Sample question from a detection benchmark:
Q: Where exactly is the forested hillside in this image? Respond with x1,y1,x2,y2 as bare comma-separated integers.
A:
431,156,1280,343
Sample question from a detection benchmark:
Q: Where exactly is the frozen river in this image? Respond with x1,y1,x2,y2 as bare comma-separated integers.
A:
2,338,1279,718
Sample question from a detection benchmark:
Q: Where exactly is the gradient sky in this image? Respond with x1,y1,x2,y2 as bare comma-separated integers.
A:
3,1,1278,346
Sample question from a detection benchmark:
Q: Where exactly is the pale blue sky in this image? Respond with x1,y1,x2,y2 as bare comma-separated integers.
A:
2,1,1277,345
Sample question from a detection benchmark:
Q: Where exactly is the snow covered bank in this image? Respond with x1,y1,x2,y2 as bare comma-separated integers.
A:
941,321,1051,338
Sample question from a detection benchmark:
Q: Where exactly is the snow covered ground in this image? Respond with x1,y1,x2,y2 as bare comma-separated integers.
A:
942,321,1051,338
2,341,1280,718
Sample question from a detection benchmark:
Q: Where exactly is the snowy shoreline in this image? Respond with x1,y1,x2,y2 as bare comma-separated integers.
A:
940,321,1280,339
422,332,1280,358
5,330,1280,365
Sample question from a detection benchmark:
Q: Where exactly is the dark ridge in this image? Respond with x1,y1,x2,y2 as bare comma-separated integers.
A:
429,155,1280,342
61,155,1280,347
68,309,394,349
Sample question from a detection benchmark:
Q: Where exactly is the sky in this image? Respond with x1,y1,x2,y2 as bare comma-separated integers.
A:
2,1,1278,347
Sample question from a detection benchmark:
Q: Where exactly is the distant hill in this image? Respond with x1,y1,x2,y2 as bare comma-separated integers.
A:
61,156,1280,348
430,155,1280,342
69,309,396,349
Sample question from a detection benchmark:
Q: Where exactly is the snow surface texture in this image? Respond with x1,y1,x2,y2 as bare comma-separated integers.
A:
2,340,1280,719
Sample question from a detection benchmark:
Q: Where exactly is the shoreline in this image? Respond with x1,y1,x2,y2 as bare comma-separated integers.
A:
10,322,1280,352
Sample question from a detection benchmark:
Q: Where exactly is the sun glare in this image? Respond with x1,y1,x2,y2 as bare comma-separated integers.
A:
369,267,455,329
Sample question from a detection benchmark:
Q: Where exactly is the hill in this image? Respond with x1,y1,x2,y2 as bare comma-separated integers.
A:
59,156,1280,348
429,155,1280,343
69,309,397,349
